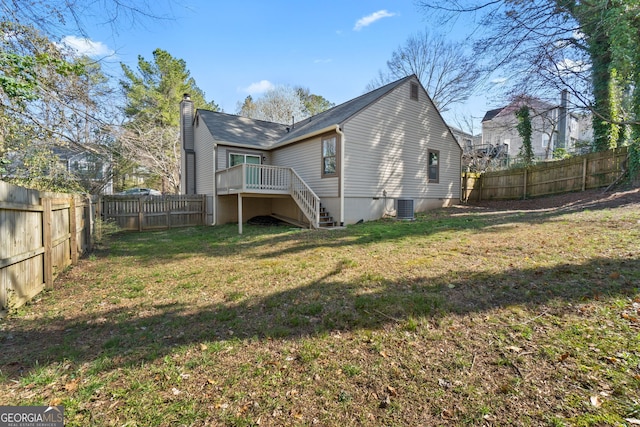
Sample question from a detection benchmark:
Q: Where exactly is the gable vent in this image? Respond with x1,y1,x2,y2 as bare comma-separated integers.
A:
397,198,414,220
410,82,419,101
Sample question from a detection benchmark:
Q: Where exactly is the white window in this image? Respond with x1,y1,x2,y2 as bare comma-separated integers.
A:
321,136,338,177
229,153,261,167
542,134,549,149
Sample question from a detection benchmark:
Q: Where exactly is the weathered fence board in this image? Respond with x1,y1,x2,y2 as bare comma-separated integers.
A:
0,181,93,312
462,147,629,202
100,194,206,231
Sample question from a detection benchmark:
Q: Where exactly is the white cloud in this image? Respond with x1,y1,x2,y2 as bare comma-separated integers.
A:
556,59,590,73
490,77,509,86
353,10,396,31
242,80,275,95
314,58,333,64
59,36,114,58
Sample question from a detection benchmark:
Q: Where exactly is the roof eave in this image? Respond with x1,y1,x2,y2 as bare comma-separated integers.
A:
271,124,341,149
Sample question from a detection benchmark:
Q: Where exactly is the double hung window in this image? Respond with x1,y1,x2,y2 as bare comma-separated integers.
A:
322,136,338,177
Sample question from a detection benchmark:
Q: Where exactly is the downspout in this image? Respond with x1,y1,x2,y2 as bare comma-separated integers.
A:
212,144,217,225
336,125,345,226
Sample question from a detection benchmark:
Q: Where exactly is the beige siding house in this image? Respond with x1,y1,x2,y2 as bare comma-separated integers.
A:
180,75,462,232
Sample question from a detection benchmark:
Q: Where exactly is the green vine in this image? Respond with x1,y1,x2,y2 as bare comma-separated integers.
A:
516,106,534,166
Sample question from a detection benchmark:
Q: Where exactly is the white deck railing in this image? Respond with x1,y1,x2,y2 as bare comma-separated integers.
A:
216,164,320,228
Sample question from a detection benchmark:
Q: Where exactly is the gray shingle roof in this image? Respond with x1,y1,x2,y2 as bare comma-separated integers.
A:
196,75,416,149
482,97,557,122
196,111,287,148
481,107,503,122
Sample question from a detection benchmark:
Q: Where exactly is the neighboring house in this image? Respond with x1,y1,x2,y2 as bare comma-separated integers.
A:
481,91,592,162
448,126,490,171
180,75,462,231
56,145,114,194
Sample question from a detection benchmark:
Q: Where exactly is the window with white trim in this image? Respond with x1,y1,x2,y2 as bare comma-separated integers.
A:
229,153,261,167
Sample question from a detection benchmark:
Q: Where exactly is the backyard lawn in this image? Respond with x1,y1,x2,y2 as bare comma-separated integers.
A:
1,188,639,426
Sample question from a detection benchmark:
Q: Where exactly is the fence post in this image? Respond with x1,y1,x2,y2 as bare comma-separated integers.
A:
523,168,528,200
138,197,144,232
581,157,588,191
42,198,53,289
478,173,483,202
88,195,95,251
462,172,467,203
69,196,78,264
201,194,206,225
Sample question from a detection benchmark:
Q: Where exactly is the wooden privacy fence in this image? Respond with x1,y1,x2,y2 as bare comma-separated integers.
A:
462,147,629,202
0,181,94,312
99,194,206,231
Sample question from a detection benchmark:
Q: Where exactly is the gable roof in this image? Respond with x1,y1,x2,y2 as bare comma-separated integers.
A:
482,97,557,122
481,107,503,122
196,110,286,148
278,75,415,144
196,75,417,149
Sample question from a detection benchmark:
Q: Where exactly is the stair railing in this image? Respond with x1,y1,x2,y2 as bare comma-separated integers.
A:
289,168,320,228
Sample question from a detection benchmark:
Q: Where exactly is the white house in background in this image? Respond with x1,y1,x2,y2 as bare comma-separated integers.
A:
481,91,592,161
180,75,463,232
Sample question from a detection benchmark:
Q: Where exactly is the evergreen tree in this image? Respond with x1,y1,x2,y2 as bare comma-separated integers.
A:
118,49,218,193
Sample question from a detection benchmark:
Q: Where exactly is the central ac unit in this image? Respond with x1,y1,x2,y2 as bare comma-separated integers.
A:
396,198,414,220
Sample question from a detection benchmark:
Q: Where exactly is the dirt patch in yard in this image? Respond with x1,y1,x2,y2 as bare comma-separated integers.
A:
462,186,640,212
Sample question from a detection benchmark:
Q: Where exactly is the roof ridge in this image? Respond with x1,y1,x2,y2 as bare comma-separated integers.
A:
196,109,287,127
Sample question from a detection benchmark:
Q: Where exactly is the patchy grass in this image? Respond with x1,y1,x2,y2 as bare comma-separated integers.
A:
1,191,639,426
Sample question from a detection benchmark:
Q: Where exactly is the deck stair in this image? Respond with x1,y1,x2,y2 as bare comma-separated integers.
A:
318,204,337,228
217,163,330,229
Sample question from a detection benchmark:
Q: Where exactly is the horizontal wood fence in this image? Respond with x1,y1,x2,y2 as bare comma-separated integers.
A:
462,147,629,202
99,194,206,231
1,181,94,312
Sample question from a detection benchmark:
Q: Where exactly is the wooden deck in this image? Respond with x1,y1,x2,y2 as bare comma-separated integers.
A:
216,164,321,230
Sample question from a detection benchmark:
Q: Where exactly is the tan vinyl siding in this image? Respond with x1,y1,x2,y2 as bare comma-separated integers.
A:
272,136,338,198
343,77,461,200
194,121,216,195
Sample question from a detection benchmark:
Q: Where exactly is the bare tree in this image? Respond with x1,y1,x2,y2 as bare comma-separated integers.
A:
366,30,482,112
1,0,175,191
237,85,308,125
416,0,640,156
116,118,181,193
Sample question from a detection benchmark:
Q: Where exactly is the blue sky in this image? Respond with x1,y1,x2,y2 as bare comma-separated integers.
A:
60,0,494,132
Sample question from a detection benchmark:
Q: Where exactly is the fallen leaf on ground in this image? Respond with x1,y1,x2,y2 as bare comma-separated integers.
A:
442,409,455,419
64,379,79,392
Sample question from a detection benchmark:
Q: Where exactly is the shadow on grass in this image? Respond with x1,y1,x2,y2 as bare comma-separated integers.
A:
1,254,638,379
